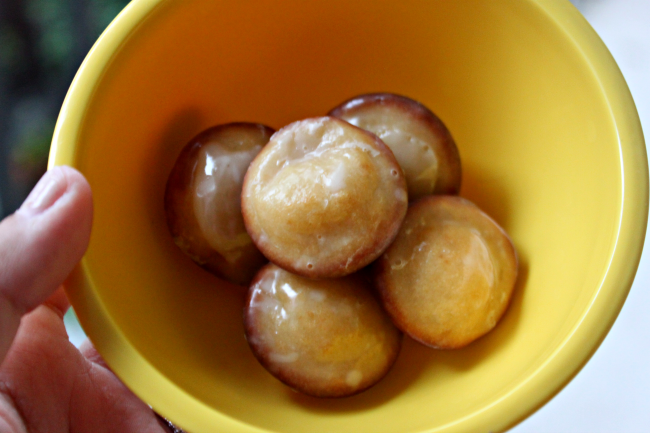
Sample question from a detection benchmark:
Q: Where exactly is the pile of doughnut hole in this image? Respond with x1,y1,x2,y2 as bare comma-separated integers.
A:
165,93,518,398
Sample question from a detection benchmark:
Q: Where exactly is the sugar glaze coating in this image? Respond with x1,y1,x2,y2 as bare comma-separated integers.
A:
244,264,402,397
165,122,273,285
330,93,461,200
374,196,518,349
242,116,408,278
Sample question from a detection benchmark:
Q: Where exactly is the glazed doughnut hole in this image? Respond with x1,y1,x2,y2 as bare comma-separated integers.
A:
165,122,274,285
329,93,461,200
241,116,408,279
374,195,518,349
244,264,402,398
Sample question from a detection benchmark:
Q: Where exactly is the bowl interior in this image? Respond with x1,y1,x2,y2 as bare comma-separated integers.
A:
56,0,636,432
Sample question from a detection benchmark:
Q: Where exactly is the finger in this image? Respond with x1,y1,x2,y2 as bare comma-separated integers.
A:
80,342,187,433
0,305,170,433
1,166,93,311
0,166,92,362
79,339,110,369
43,286,71,319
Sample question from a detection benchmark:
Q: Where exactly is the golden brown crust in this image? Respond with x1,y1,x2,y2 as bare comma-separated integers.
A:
164,122,274,285
374,195,518,349
329,93,461,199
241,117,408,279
244,264,402,398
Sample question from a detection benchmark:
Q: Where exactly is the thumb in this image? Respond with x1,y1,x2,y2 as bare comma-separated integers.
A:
0,166,93,362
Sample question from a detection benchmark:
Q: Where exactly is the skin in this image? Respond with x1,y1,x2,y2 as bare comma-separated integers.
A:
0,167,176,433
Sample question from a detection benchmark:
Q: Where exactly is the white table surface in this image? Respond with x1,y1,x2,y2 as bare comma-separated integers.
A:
513,0,650,432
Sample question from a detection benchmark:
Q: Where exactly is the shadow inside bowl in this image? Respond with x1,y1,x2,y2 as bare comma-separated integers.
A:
287,162,529,413
288,257,528,414
142,107,205,224
112,108,529,419
436,256,529,372
461,162,513,231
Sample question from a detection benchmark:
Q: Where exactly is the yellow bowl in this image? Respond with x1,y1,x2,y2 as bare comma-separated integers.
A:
49,0,648,432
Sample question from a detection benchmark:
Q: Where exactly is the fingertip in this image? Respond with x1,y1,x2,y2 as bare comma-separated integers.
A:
58,166,93,215
0,166,94,314
42,166,94,263
42,165,93,235
18,166,91,218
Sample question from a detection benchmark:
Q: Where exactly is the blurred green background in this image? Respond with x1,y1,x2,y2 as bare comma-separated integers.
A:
0,0,130,218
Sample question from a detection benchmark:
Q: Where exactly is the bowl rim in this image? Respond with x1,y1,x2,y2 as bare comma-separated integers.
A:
48,0,649,432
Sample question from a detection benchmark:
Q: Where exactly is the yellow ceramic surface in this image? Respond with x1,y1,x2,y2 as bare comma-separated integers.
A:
49,0,648,432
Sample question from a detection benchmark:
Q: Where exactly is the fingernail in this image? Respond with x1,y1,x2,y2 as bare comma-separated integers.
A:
155,413,186,433
19,168,67,216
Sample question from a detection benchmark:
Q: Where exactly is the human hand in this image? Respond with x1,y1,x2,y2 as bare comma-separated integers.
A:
0,167,176,432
